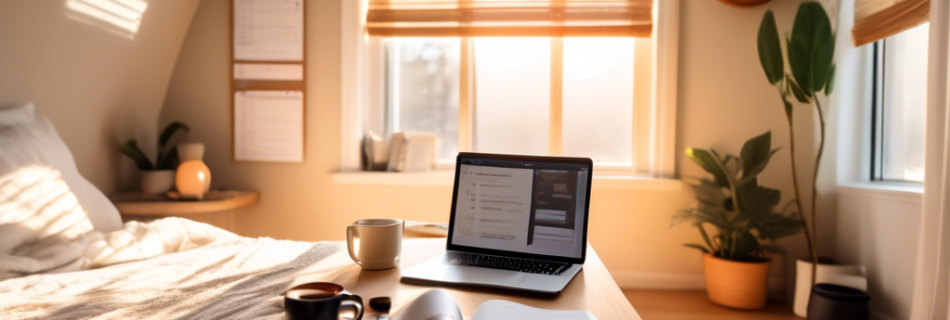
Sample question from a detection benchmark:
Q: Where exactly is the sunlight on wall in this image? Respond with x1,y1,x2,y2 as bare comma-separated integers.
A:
0,166,94,244
65,0,148,39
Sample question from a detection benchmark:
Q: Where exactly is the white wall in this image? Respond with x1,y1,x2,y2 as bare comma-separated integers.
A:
0,0,199,193
836,187,921,320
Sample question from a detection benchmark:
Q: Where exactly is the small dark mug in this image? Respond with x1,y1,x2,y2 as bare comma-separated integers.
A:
285,282,364,320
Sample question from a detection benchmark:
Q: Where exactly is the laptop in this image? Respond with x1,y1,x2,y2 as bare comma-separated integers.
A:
401,152,593,294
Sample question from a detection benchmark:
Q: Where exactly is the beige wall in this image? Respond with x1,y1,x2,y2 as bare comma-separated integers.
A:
0,0,199,194
160,0,817,287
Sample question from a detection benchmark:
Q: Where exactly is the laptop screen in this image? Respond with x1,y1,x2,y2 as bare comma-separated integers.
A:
449,154,591,260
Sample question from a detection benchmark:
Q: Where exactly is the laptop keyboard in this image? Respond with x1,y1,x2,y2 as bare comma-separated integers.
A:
443,252,572,275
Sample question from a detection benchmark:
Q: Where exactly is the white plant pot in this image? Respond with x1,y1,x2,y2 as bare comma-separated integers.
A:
793,259,868,317
141,170,175,194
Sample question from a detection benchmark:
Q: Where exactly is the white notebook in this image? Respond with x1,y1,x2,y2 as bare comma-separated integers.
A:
471,300,598,320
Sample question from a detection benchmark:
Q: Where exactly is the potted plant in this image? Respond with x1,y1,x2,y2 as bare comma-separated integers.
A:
120,122,190,194
756,2,864,316
673,132,805,310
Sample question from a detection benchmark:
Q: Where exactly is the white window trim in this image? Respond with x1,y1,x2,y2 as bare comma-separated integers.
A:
835,23,926,192
339,0,681,180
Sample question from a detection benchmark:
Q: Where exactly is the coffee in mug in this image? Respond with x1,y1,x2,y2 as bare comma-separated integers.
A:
284,282,363,320
346,219,404,270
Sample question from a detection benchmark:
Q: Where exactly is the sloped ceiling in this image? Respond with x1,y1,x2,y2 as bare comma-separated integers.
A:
0,0,200,193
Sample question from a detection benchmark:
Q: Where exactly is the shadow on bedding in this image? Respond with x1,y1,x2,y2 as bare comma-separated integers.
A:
34,243,337,320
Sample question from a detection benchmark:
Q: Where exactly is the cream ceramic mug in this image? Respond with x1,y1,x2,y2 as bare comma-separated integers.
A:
346,219,403,270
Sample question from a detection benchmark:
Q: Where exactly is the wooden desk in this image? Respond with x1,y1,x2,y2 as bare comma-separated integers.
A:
291,238,641,319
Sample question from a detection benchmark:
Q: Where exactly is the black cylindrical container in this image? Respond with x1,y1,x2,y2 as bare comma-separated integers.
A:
806,283,870,320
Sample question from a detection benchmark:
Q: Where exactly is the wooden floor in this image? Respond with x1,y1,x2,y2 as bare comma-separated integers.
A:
623,290,802,320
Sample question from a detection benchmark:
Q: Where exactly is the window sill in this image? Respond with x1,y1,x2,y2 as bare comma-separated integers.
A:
332,171,683,191
837,182,923,204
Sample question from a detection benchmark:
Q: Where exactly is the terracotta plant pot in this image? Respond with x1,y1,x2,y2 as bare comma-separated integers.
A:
703,253,770,310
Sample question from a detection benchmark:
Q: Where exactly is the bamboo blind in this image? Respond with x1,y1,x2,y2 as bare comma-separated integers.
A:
366,0,653,37
853,0,929,47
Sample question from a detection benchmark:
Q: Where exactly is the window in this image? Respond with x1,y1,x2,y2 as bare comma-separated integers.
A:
871,23,929,182
385,38,461,163
341,0,680,178
383,37,636,167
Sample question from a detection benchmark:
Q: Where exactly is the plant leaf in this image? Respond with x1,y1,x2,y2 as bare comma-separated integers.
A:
683,244,711,254
158,122,190,151
723,231,760,259
740,132,772,179
757,9,784,85
736,186,782,223
156,146,180,170
787,75,811,103
685,148,730,187
809,14,835,92
788,2,832,97
738,148,780,186
698,224,717,253
752,213,806,241
688,180,727,208
825,63,836,95
120,140,154,170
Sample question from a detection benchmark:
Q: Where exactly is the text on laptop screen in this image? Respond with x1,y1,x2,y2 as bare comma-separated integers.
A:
451,158,589,259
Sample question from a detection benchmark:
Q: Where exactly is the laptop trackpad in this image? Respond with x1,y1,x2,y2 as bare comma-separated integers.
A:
441,264,530,285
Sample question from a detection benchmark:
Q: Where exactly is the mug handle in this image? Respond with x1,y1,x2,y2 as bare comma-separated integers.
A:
346,225,361,264
340,293,364,320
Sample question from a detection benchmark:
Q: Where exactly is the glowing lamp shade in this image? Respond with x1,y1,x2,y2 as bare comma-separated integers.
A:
175,143,211,200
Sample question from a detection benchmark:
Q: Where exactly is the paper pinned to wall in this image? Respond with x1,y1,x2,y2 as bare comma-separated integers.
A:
233,0,304,62
234,90,304,163
234,63,304,81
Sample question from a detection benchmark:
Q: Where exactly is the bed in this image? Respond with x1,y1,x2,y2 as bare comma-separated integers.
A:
0,218,341,319
0,104,341,319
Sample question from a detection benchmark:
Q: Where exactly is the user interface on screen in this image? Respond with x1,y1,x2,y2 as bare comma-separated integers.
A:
450,157,590,259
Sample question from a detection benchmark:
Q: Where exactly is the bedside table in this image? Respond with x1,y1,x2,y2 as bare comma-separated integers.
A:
109,190,259,232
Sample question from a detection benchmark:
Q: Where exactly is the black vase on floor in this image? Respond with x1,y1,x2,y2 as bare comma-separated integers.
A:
806,283,870,320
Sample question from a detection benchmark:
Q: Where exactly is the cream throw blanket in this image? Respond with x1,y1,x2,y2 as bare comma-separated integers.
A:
0,218,341,319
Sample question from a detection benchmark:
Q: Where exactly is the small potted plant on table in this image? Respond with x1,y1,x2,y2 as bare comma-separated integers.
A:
672,132,804,310
120,122,190,194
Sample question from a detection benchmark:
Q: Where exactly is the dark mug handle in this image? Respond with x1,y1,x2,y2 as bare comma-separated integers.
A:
340,293,364,320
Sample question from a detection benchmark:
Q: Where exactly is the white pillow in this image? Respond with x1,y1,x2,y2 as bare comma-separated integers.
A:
0,104,123,237
0,103,36,127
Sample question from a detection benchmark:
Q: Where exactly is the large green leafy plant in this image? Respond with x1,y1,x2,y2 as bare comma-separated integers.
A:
120,122,190,171
757,1,836,282
673,132,805,262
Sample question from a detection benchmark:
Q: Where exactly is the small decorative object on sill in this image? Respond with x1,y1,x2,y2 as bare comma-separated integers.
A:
387,131,438,173
806,284,870,320
362,131,390,171
756,3,845,316
671,132,805,310
175,143,211,200
120,121,190,194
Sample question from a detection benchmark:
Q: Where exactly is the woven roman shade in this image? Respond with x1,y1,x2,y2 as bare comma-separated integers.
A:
366,0,653,37
853,0,929,47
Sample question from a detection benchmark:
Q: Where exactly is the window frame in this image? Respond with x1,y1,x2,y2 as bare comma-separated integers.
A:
869,28,928,184
870,40,885,181
341,0,680,179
